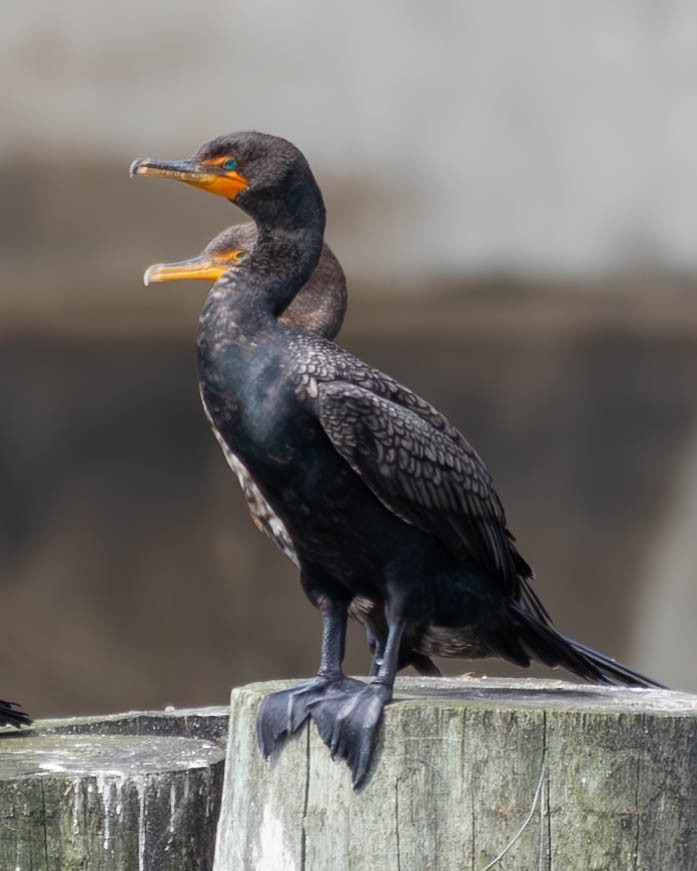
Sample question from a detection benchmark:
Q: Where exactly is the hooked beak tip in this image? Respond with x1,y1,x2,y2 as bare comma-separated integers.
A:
129,158,148,178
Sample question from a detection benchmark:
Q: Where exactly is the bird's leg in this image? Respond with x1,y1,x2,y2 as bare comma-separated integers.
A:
257,597,365,757
315,597,349,681
313,606,406,788
366,627,385,677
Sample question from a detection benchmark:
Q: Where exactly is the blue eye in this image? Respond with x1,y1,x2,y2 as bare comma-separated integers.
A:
222,158,238,171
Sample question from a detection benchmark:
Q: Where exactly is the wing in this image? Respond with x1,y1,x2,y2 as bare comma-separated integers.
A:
318,380,539,608
295,336,488,452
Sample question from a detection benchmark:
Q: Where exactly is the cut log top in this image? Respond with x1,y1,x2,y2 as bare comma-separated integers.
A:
0,733,223,779
30,704,230,742
0,706,229,871
215,676,697,871
0,704,230,777
394,673,697,713
243,673,697,714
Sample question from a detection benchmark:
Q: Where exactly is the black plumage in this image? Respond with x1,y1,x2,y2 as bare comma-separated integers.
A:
143,222,441,677
132,132,662,787
144,222,348,566
0,699,29,729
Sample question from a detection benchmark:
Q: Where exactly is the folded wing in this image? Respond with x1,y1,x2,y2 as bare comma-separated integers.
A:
318,380,547,620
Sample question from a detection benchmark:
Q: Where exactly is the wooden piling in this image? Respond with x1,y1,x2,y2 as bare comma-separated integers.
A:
214,676,697,870
0,706,228,871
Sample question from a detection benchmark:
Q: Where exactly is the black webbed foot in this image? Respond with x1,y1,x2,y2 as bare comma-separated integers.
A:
311,682,392,788
256,676,365,757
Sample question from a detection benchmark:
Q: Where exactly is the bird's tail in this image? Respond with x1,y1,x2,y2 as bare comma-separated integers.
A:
486,603,665,689
0,699,31,729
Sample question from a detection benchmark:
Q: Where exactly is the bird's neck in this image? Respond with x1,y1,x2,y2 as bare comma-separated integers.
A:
199,172,326,351
237,172,326,317
250,225,323,315
280,244,347,339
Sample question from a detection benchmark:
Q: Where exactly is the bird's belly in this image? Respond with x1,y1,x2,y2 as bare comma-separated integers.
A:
218,420,404,595
253,439,393,590
204,383,492,617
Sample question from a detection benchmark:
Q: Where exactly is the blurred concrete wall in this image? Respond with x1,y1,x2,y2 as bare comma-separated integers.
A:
2,0,697,281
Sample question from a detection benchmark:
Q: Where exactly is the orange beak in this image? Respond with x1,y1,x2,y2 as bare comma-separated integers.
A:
144,249,247,286
129,157,249,200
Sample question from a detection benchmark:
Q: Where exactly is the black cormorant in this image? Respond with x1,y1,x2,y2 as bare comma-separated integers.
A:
143,223,438,677
144,222,347,566
131,133,662,787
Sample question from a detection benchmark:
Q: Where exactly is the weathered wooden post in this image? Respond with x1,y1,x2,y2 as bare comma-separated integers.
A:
0,706,228,870
214,676,697,870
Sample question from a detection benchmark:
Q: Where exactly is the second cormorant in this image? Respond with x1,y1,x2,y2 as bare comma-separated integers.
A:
144,222,348,566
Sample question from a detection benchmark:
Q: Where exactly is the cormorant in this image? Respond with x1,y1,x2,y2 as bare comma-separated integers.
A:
144,222,347,342
0,699,29,729
144,222,347,566
131,133,662,787
143,223,439,677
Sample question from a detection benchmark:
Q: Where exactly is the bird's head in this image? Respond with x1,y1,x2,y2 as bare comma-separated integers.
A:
143,224,256,287
130,131,322,228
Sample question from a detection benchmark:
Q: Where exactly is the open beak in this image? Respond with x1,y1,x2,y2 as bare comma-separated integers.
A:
129,157,248,200
144,249,247,286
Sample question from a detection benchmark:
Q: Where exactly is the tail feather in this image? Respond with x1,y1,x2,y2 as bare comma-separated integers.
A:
0,699,31,729
509,605,665,689
561,636,665,688
518,576,552,625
